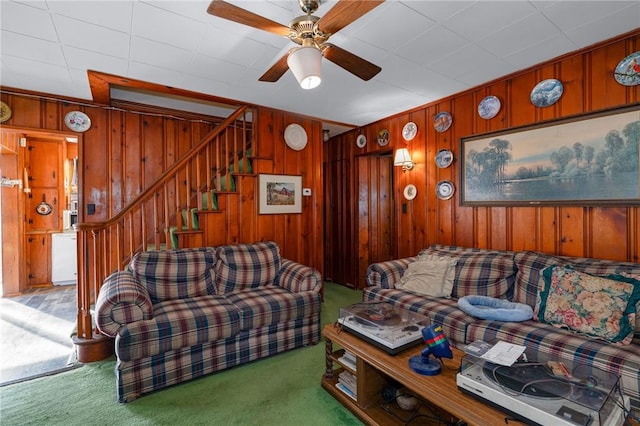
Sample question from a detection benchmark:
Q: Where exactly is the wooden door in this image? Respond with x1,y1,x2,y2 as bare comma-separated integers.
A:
324,157,355,287
26,139,61,231
356,155,394,289
26,233,51,286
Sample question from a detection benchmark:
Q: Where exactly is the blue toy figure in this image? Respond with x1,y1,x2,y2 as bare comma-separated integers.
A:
408,324,453,376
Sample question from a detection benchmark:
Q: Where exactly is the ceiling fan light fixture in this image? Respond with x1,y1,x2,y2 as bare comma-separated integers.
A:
287,46,322,89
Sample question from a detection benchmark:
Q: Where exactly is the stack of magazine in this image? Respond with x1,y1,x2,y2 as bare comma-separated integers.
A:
336,370,357,401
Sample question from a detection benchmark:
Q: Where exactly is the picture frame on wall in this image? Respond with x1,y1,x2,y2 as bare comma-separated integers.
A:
460,104,640,206
258,174,302,214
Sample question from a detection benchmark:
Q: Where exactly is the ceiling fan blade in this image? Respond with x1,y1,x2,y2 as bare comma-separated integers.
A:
323,44,381,81
207,0,291,37
259,53,290,82
317,0,385,35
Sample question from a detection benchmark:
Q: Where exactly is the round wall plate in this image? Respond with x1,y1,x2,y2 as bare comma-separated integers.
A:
614,51,640,86
0,101,12,123
284,123,307,150
403,184,417,200
402,122,417,141
478,95,501,119
435,149,454,168
64,111,91,132
434,112,452,132
377,129,390,146
435,180,455,200
356,134,367,148
530,79,563,107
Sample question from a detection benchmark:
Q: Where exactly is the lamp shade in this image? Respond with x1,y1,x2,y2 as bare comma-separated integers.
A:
287,46,322,89
394,148,412,166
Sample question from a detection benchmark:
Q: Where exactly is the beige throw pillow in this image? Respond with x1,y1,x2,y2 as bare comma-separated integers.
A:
397,255,457,298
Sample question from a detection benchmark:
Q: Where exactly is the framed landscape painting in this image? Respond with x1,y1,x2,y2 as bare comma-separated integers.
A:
460,104,640,206
258,174,302,214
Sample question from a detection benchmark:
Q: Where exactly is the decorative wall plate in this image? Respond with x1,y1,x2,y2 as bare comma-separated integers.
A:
614,51,640,86
284,123,307,150
435,149,454,168
64,111,91,132
402,122,417,141
403,184,417,201
435,180,455,200
0,101,12,123
377,129,390,146
478,95,501,119
356,134,367,148
434,112,452,132
530,79,563,107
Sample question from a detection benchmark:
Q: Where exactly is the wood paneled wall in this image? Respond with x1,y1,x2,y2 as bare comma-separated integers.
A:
0,92,325,286
325,30,640,288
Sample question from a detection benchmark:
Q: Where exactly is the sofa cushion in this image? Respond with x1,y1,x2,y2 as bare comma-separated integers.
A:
465,319,640,407
224,286,321,330
129,248,217,303
396,255,456,298
514,251,640,308
115,295,239,361
215,241,281,294
421,245,516,299
535,266,640,344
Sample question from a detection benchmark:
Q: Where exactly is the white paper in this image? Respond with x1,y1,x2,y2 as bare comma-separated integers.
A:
480,341,526,366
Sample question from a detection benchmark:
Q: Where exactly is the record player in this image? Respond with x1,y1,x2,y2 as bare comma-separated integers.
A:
456,354,630,426
338,303,428,355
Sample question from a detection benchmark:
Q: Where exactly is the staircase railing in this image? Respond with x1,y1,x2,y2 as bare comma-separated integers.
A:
74,105,254,340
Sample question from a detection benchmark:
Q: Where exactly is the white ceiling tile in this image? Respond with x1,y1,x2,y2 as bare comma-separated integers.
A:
540,1,637,31
477,12,561,58
352,2,436,51
63,46,129,76
402,1,474,22
456,57,516,88
1,31,66,66
47,0,134,33
140,0,212,23
197,27,280,67
504,34,576,70
429,44,499,80
128,61,186,87
130,37,193,71
0,55,71,91
132,2,207,50
395,25,469,68
188,54,248,84
54,15,131,59
0,1,57,41
443,1,538,41
563,4,640,48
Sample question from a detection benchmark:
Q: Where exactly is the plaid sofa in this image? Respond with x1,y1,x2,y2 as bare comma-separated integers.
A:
364,244,640,410
96,241,322,402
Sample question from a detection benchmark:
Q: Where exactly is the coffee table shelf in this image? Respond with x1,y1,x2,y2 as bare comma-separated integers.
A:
322,323,508,426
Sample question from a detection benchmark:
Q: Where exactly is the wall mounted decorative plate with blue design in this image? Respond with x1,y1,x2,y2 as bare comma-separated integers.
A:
614,51,640,86
530,79,563,107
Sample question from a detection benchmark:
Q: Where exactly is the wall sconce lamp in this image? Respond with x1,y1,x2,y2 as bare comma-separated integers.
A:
394,148,414,171
322,129,330,142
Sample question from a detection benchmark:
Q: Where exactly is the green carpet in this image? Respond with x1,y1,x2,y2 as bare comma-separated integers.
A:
0,282,364,426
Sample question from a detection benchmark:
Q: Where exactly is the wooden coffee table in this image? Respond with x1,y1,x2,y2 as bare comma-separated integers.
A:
321,323,508,425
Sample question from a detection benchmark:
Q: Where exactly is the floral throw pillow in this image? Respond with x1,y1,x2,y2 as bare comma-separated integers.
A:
535,265,640,344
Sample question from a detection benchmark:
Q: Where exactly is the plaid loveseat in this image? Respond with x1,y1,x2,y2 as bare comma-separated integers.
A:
364,244,640,410
96,241,322,402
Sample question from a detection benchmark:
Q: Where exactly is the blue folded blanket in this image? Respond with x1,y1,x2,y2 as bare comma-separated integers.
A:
458,295,533,322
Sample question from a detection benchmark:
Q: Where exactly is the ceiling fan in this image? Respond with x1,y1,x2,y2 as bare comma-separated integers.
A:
207,0,384,89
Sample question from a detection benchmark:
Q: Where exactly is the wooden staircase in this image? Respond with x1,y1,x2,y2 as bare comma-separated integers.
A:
73,105,256,361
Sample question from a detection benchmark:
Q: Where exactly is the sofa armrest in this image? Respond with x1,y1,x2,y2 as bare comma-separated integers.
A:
365,257,416,289
277,259,322,293
95,270,153,337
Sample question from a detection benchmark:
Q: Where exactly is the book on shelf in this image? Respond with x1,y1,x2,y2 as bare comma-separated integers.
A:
335,382,357,401
338,351,357,371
